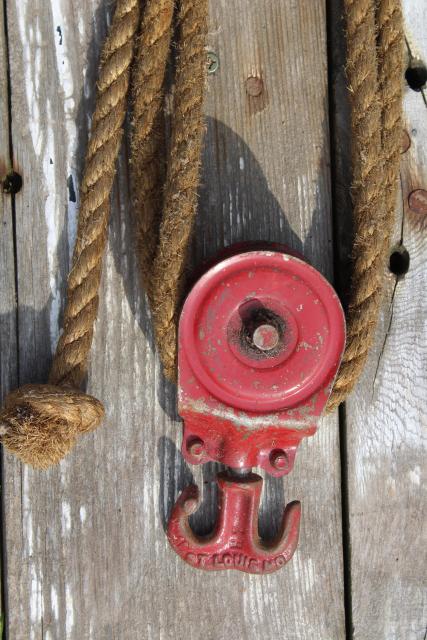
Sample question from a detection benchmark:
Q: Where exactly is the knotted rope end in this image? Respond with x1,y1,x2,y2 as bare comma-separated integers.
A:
0,384,105,469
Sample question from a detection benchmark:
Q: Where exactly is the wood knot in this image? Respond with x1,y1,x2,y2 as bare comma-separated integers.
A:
0,384,105,469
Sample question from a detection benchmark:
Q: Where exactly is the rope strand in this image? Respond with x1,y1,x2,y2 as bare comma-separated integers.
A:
50,0,140,387
150,0,209,380
130,0,174,298
0,0,140,468
326,0,403,412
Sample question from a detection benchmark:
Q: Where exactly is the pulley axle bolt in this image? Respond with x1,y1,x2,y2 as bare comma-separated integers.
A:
252,324,279,351
187,437,205,458
270,449,289,472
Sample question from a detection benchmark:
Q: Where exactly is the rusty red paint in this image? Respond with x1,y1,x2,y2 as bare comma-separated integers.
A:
168,473,301,574
167,249,346,573
270,448,290,472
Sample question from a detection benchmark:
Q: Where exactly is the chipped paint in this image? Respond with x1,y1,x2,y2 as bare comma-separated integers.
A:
181,397,314,430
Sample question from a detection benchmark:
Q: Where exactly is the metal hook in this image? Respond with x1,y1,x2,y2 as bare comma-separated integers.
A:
167,472,301,574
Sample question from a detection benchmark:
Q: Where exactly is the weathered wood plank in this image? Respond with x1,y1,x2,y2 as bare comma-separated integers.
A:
0,0,17,631
343,2,427,638
2,1,344,639
0,0,17,399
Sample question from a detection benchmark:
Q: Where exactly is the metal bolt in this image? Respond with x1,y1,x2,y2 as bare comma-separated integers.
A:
187,437,205,458
252,324,279,351
408,189,427,215
207,51,219,74
270,449,289,472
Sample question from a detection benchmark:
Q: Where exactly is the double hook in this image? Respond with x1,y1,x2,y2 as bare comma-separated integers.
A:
168,472,301,574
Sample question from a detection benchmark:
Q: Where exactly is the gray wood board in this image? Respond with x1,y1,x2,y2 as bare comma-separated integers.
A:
1,0,344,638
0,0,18,398
0,0,17,630
330,0,427,638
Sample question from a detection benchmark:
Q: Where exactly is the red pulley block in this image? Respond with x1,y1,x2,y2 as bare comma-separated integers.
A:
167,249,345,574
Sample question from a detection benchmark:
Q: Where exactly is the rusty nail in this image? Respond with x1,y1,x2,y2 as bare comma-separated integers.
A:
245,76,264,97
270,449,289,472
187,437,205,458
408,189,427,215
401,129,411,154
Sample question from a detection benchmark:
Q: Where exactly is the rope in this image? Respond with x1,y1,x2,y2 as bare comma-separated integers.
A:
130,0,174,296
0,0,404,467
0,0,140,468
149,0,209,380
326,0,404,412
50,0,140,387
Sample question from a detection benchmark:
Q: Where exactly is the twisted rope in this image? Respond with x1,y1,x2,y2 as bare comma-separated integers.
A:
376,0,405,250
149,0,209,380
0,0,140,468
50,0,140,387
0,0,404,469
326,0,404,412
130,0,174,297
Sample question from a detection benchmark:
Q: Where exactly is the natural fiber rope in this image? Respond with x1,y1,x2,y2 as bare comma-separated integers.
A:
376,0,405,251
326,0,404,412
50,0,140,387
149,0,209,380
0,0,404,467
130,0,174,297
0,0,140,468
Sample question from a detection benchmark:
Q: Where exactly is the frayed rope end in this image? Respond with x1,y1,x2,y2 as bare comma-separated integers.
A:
0,384,104,469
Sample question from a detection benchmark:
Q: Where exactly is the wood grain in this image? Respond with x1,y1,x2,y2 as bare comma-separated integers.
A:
0,0,16,629
343,1,427,638
0,1,345,638
0,0,17,400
